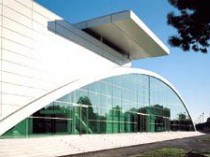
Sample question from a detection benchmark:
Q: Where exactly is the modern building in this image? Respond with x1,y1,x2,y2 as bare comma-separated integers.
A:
0,0,199,156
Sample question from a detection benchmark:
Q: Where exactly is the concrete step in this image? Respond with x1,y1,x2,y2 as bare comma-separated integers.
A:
0,132,204,157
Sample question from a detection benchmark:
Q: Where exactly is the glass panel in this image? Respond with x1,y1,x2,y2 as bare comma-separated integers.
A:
1,73,195,138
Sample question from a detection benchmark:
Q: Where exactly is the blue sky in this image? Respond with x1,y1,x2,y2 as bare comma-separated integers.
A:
37,0,210,122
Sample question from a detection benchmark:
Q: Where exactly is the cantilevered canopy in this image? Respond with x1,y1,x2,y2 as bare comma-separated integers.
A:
74,10,170,60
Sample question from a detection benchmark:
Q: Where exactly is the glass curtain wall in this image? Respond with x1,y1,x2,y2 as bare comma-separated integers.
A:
2,74,195,138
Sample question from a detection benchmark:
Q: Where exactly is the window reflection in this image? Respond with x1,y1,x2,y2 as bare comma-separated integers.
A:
2,74,195,138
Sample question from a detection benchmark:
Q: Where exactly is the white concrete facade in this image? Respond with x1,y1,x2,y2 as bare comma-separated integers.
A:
0,0,130,121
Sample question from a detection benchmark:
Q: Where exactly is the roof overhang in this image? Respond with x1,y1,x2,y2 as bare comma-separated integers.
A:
74,10,170,60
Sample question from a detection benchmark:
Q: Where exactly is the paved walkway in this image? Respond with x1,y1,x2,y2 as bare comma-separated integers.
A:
0,132,204,157
63,133,210,157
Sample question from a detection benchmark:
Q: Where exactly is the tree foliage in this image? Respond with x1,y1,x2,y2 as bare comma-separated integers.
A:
167,0,210,53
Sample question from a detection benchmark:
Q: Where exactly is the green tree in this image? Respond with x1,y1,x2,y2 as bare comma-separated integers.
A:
167,0,210,53
77,96,95,120
178,113,186,120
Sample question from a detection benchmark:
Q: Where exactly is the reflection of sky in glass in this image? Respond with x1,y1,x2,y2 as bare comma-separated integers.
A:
56,74,191,121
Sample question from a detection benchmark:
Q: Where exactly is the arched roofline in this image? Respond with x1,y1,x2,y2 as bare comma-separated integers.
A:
0,67,196,135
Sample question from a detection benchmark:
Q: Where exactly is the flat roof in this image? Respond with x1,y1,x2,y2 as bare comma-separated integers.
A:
74,10,170,60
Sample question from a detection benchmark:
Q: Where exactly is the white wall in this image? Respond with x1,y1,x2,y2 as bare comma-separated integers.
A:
0,0,129,120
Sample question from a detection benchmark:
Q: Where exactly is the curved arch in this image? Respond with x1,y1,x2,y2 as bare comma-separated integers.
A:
0,67,195,135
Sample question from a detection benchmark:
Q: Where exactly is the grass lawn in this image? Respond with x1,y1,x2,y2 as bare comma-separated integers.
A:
132,147,186,157
131,147,210,157
202,137,210,143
